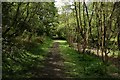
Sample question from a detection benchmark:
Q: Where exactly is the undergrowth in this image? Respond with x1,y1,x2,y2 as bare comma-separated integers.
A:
3,37,53,78
59,40,119,79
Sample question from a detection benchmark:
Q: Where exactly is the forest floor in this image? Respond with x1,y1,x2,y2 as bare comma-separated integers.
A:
3,38,119,79
37,41,68,78
72,43,120,69
37,40,120,79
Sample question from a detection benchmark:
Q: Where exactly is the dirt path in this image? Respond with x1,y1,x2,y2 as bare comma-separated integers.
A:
38,41,66,78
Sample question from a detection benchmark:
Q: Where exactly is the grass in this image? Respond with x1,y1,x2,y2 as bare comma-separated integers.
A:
3,39,119,79
59,40,119,79
3,37,53,78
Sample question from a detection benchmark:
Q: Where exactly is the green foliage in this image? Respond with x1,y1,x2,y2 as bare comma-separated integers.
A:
59,40,119,78
2,2,120,79
85,62,106,76
2,2,58,46
2,2,58,78
57,27,66,39
3,37,53,78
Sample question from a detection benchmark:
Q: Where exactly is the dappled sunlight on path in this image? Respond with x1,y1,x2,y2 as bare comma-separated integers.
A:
38,41,67,78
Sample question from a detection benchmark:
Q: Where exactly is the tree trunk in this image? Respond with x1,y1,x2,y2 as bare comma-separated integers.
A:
74,2,81,52
117,17,120,50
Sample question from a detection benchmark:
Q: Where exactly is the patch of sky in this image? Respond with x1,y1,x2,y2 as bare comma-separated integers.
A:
54,0,91,14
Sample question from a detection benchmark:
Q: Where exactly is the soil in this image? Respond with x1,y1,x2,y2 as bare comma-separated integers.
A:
35,42,67,79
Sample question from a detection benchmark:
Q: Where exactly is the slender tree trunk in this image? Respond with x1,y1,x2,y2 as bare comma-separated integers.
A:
83,2,87,53
96,7,99,56
117,17,120,50
103,11,107,62
100,2,104,62
74,2,81,52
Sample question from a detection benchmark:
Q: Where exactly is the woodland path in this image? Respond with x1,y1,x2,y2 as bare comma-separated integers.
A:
38,41,67,78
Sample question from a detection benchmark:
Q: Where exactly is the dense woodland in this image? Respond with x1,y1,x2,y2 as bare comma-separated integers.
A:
59,2,120,63
2,2,120,79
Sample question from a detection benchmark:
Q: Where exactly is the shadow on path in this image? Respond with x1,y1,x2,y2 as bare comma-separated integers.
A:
37,42,66,78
